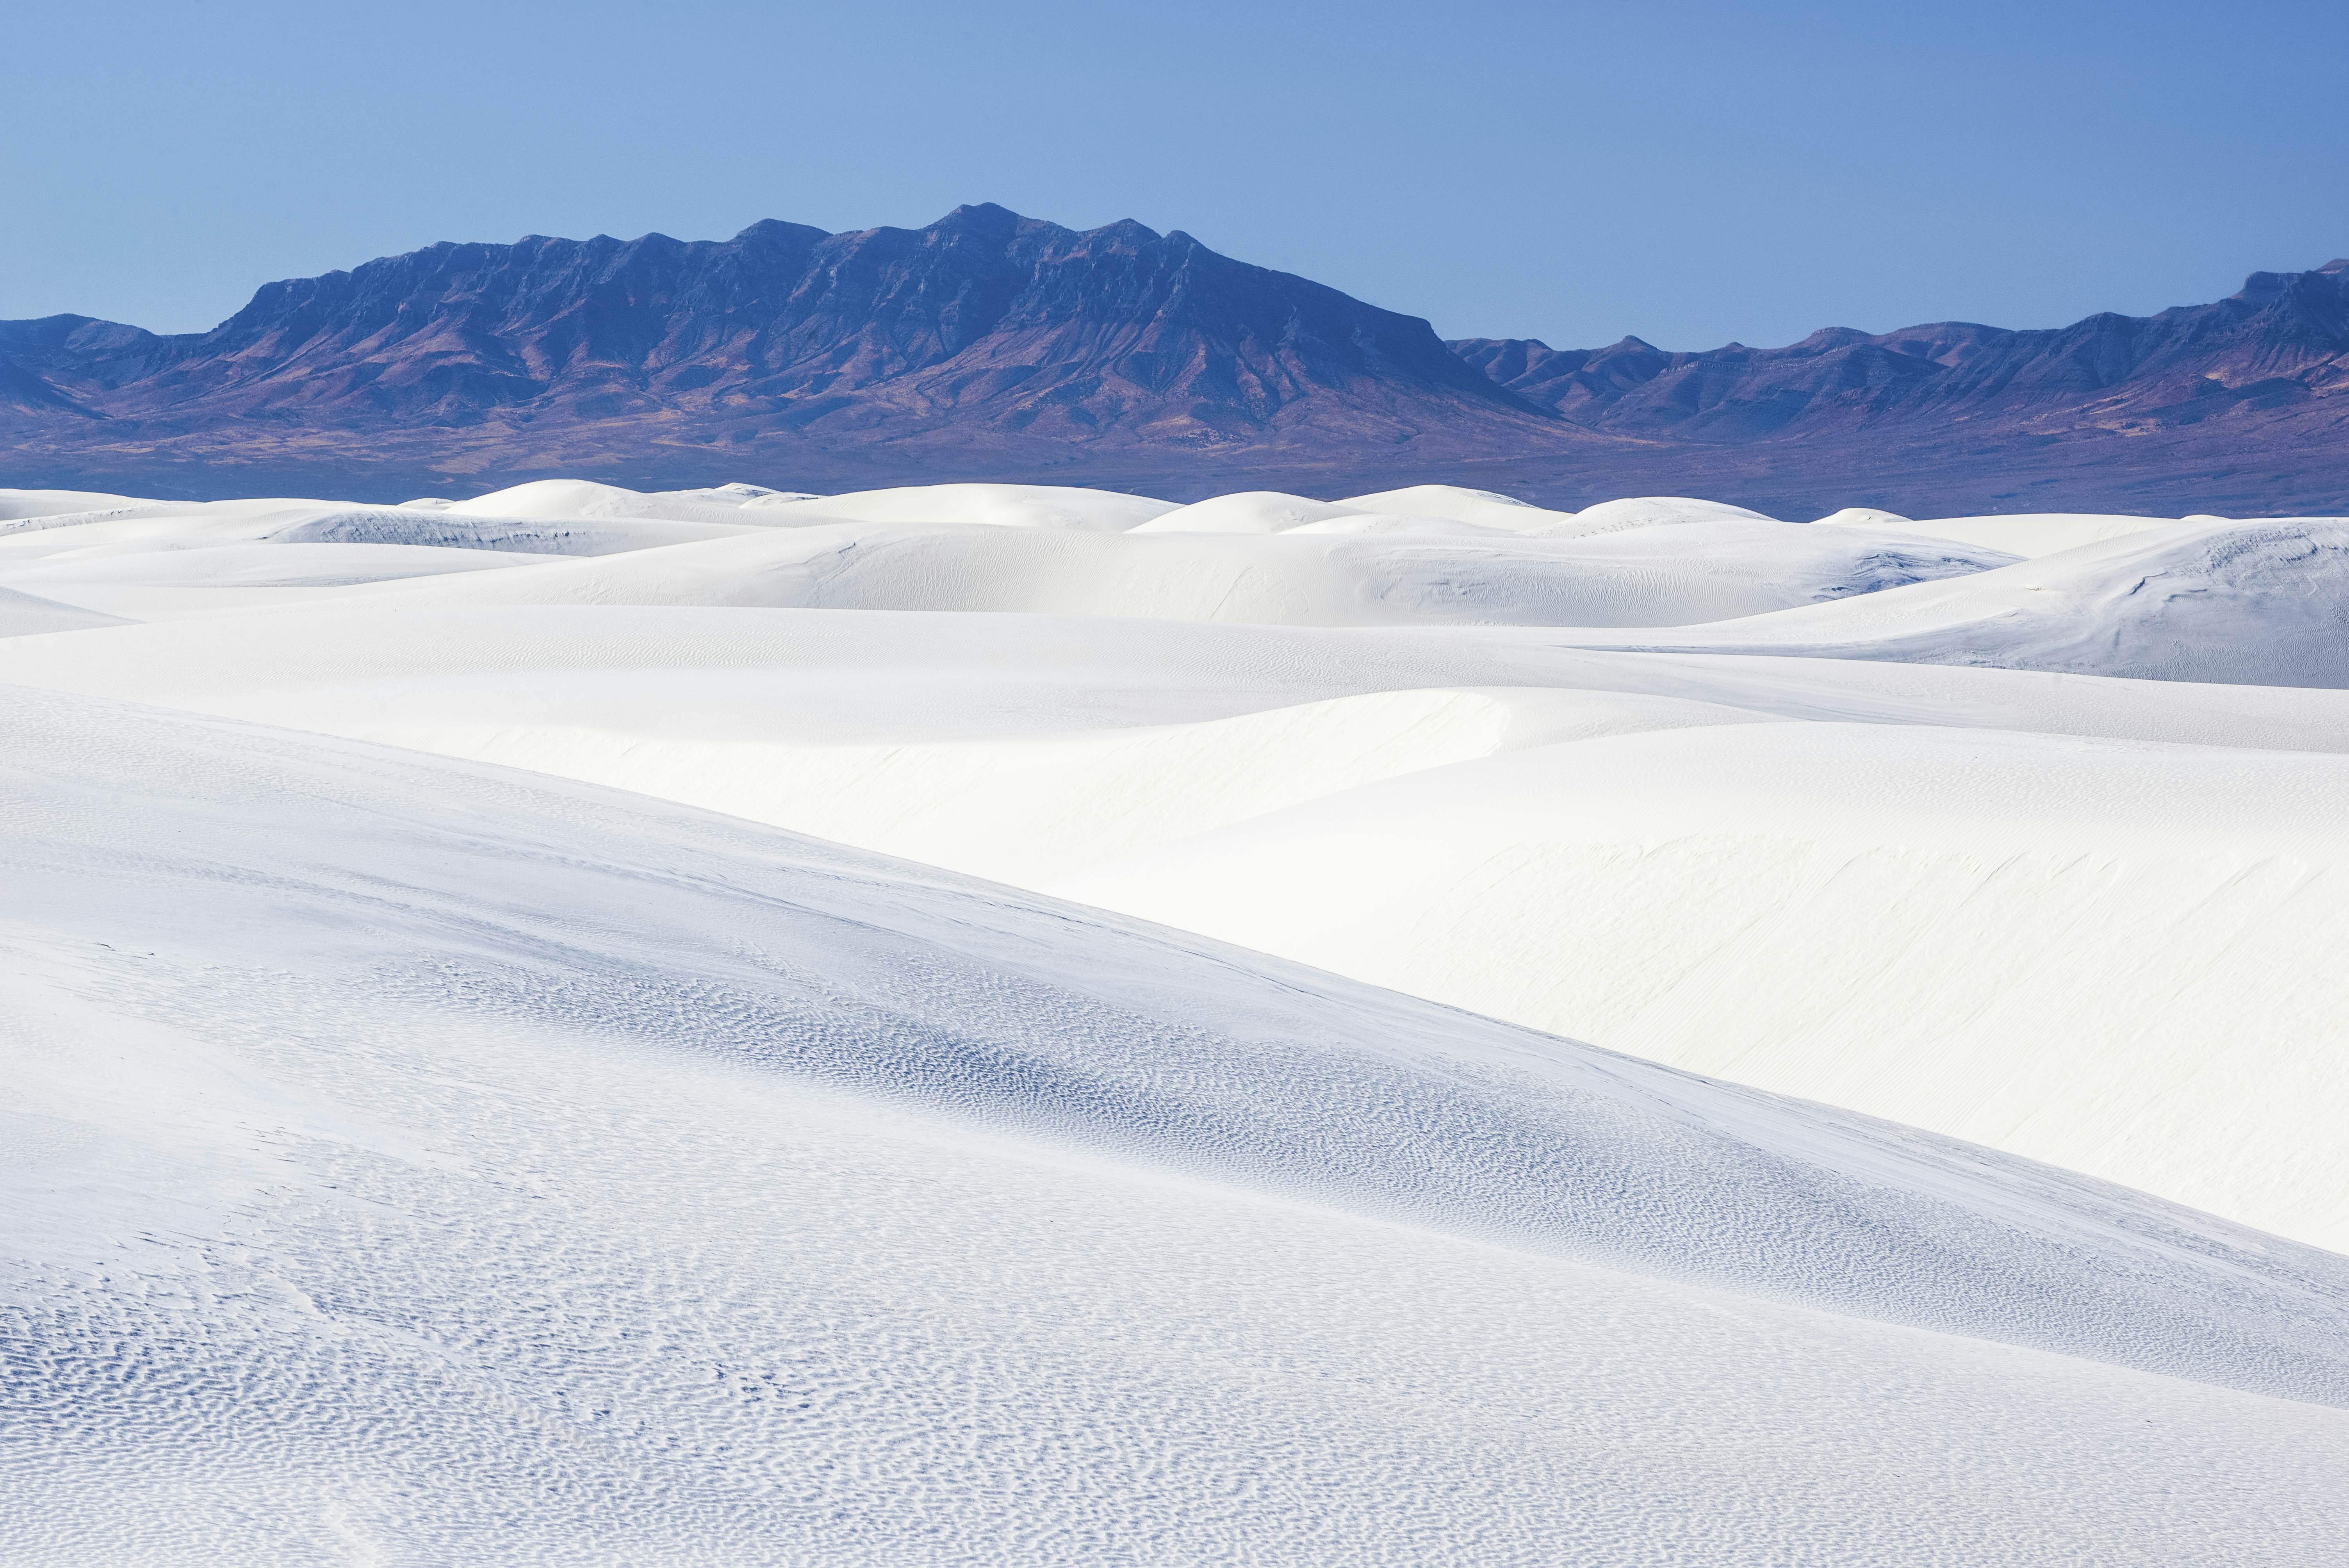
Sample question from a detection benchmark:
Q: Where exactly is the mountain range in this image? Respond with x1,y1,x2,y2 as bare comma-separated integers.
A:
4,203,2346,513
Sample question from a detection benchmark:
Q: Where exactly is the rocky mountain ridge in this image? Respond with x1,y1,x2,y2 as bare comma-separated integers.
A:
1453,259,2349,441
3,207,2345,513
0,205,1547,440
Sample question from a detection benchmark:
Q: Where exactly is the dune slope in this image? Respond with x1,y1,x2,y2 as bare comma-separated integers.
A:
5,685,2349,1563
6,477,2349,1559
1566,519,2349,686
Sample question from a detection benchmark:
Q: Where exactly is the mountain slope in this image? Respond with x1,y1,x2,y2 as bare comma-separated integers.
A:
0,206,1592,498
4,213,2349,512
1454,260,2349,440
1444,260,2349,512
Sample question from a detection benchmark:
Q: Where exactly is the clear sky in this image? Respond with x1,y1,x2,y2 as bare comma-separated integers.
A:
7,0,2345,351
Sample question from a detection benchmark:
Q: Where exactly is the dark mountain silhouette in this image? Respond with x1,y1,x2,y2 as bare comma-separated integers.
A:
0,205,1598,500
2,206,2345,513
1456,260,2349,440
1445,262,2349,514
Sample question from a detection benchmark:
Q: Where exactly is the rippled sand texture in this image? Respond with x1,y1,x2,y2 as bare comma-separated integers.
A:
5,480,2349,1561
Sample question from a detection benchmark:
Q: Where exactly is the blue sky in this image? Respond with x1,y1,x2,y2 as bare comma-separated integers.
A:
6,0,2345,349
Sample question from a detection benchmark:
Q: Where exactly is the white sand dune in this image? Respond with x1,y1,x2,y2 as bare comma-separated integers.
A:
0,541,538,622
1815,508,2200,558
1810,506,1913,527
5,476,2348,1559
0,488,153,522
1286,511,1523,536
276,514,2011,627
5,685,2348,1562
1524,494,1779,536
1055,720,2349,1247
1337,482,1572,529
760,481,1179,531
1559,518,2349,686
0,496,759,566
0,584,132,637
11,586,2345,1242
451,476,818,524
1126,488,1368,532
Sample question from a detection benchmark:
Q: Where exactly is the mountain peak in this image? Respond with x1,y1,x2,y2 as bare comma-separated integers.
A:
732,217,832,244
927,201,1027,237
0,204,1538,477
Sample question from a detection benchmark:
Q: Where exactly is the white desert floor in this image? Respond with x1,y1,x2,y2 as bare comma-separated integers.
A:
4,479,2348,1562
